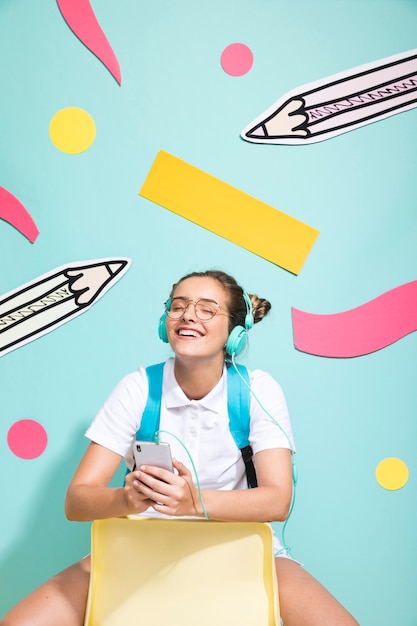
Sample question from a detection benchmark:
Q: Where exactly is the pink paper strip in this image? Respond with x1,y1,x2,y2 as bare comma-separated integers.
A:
292,281,417,357
0,186,39,243
57,0,121,85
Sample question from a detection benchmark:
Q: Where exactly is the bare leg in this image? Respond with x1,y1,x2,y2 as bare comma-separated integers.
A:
0,556,91,626
275,557,360,626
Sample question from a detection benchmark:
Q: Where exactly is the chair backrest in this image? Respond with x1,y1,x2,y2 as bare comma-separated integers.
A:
84,517,280,626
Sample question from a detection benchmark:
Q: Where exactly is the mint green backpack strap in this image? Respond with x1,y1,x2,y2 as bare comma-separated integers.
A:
126,362,165,475
135,362,165,442
227,364,257,488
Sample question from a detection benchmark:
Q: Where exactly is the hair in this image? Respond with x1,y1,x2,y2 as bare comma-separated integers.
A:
170,270,271,332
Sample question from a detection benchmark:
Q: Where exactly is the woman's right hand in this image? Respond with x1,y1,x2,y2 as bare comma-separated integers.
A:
123,470,153,514
65,442,153,521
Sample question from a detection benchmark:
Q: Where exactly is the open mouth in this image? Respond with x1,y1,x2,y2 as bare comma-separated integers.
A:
177,328,203,338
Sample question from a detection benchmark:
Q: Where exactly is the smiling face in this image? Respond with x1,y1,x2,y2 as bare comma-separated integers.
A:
165,276,231,365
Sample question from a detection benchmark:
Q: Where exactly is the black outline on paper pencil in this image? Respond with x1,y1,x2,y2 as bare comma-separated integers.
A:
241,49,417,145
0,257,131,357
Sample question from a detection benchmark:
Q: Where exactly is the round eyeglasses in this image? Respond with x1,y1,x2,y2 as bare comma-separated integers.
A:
165,297,229,322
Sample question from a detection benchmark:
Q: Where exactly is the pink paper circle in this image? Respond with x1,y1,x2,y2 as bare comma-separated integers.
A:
7,419,48,459
221,43,253,76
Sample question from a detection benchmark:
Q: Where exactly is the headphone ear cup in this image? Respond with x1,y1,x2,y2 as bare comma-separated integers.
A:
158,312,169,343
225,325,248,356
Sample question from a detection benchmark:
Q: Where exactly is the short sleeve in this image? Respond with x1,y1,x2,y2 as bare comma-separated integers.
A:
248,369,296,455
85,367,149,457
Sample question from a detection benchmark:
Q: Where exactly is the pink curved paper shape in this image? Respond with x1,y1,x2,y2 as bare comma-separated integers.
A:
57,0,121,85
292,281,417,357
0,186,39,243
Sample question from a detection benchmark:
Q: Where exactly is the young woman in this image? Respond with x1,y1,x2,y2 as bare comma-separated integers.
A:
1,270,359,626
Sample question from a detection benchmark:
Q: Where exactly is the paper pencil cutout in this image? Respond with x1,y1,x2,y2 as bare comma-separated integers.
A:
139,150,319,275
242,49,417,145
0,258,131,357
0,186,39,243
292,280,417,358
57,0,121,85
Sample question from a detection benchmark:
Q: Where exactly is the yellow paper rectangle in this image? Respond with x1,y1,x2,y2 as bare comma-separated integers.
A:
139,150,319,274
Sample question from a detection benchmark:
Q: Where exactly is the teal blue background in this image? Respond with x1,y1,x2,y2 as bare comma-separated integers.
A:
1,1,416,623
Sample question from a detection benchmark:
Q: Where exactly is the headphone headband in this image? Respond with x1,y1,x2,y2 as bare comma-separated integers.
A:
242,291,254,331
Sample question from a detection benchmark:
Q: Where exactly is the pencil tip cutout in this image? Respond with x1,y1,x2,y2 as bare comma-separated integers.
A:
247,124,266,137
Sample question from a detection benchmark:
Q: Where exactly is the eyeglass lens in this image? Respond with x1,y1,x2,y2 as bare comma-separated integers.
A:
167,298,220,321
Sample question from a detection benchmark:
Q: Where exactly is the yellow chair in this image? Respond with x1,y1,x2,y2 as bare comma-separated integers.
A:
84,517,280,626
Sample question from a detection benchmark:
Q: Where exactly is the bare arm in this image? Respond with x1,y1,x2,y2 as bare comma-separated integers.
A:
201,448,293,522
65,441,152,521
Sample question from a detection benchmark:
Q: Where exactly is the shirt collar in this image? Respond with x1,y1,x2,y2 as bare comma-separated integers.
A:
163,358,225,413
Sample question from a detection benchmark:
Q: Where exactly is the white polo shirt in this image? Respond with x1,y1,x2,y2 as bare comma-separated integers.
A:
86,358,295,488
86,359,296,556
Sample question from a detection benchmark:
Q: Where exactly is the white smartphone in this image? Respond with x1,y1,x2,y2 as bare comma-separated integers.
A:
133,441,173,472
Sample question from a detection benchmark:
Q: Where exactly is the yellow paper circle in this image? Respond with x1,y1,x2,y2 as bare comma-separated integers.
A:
375,457,409,491
49,107,96,154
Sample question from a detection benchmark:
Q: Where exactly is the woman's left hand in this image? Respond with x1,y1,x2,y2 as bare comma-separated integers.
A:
133,459,202,517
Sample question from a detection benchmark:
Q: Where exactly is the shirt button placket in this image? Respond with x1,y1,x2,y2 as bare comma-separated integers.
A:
188,408,198,449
